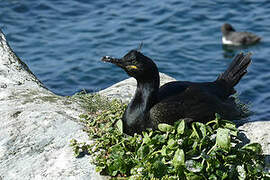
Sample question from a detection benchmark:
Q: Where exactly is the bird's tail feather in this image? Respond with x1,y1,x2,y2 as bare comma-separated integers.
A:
217,52,252,89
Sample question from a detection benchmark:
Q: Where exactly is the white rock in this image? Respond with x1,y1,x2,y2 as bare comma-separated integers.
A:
0,29,101,180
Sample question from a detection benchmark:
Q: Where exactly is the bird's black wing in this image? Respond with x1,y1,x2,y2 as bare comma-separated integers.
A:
158,81,195,101
158,80,230,101
150,85,231,127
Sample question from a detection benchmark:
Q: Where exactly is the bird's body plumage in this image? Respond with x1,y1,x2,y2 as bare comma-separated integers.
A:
102,50,251,135
221,23,261,46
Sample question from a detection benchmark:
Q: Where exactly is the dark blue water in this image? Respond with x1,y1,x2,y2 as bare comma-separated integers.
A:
1,0,270,122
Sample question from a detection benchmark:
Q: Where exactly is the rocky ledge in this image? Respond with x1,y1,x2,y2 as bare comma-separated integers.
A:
0,29,269,179
0,29,101,180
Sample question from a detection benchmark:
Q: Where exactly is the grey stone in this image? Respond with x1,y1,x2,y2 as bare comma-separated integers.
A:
238,121,270,171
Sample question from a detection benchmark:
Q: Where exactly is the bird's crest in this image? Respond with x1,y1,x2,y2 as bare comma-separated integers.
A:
137,42,144,52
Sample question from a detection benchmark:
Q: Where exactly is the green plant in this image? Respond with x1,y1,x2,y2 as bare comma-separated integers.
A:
70,95,268,179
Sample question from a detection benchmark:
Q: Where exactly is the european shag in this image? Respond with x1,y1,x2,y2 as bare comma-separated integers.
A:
221,23,261,46
102,50,251,135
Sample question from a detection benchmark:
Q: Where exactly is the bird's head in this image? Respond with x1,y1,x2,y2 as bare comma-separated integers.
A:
102,50,159,82
221,23,235,35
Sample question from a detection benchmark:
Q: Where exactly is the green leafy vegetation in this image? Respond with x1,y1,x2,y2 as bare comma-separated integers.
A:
70,94,269,179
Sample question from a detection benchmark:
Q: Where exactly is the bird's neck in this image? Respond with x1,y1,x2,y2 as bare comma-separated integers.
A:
123,75,160,134
135,78,160,109
223,29,235,36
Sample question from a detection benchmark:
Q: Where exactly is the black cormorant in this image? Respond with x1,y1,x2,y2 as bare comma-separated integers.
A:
221,23,261,46
102,50,251,135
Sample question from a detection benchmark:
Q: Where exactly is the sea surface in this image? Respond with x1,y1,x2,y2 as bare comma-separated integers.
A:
1,0,270,122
